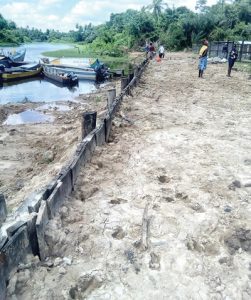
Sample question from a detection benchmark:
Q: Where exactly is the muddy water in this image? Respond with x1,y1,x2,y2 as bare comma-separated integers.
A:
0,77,97,104
3,110,54,125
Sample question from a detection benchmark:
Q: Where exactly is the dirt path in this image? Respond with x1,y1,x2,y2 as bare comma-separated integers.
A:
7,52,251,299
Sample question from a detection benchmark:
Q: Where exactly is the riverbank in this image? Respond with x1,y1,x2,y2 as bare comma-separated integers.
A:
0,80,120,212
6,52,251,299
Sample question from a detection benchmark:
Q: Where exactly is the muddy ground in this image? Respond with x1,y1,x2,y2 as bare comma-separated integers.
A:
6,52,251,299
0,81,119,211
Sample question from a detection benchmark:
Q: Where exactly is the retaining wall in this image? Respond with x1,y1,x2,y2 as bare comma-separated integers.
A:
0,58,149,299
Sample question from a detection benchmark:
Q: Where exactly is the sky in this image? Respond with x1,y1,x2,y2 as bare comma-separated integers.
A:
0,0,218,32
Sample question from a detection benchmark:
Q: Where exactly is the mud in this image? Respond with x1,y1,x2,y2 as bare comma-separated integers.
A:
6,52,251,299
0,82,118,211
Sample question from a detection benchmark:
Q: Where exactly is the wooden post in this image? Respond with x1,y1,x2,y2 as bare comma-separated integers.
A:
133,67,138,86
107,88,116,111
121,76,128,92
0,193,7,226
81,111,97,139
129,72,134,83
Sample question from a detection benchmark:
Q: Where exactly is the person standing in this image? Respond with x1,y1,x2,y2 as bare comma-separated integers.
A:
227,44,238,77
159,45,165,58
198,40,209,78
149,42,155,60
145,42,150,58
222,43,228,59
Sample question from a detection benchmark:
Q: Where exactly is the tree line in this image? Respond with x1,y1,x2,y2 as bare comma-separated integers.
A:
0,0,250,55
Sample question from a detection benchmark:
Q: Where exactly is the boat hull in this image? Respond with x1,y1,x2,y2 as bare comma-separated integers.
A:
47,64,97,81
0,67,42,82
43,65,79,85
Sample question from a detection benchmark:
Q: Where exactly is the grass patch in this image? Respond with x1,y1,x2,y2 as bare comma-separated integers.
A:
0,42,19,47
235,61,251,74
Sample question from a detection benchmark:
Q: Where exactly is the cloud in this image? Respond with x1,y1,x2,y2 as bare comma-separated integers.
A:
0,0,218,32
40,0,62,4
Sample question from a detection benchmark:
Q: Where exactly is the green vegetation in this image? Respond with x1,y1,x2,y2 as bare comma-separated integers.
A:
0,0,250,53
235,61,251,74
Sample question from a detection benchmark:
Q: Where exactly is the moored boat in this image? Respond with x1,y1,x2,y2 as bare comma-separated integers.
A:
0,49,26,67
44,58,109,81
42,65,78,85
0,63,42,82
10,49,26,62
44,64,96,81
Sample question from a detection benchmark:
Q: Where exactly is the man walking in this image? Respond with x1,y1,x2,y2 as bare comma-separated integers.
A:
159,45,165,59
227,44,238,77
198,40,209,78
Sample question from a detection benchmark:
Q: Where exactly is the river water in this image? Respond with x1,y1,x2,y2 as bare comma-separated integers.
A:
0,43,98,105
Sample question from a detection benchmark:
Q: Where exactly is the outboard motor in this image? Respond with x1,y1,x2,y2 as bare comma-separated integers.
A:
41,57,50,64
67,72,78,85
95,63,109,82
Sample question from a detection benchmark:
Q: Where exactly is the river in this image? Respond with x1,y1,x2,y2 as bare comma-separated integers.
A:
0,43,98,105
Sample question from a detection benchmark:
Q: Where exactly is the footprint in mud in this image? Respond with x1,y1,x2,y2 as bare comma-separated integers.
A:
149,252,161,271
124,249,141,274
175,192,189,201
69,272,103,299
112,226,126,239
160,188,175,203
189,202,204,212
224,228,251,254
186,236,219,255
109,198,128,205
157,175,170,184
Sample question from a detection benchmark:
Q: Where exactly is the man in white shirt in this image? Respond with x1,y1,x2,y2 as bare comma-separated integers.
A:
159,45,165,58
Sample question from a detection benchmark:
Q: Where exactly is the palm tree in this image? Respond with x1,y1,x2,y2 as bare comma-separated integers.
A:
147,0,167,20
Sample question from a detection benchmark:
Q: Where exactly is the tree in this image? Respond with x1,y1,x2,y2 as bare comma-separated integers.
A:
147,0,167,20
195,0,208,12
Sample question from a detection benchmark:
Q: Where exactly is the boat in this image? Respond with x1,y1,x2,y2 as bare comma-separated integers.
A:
42,65,78,85
43,64,96,81
9,49,26,62
0,56,11,67
0,49,26,67
0,63,42,82
45,58,109,82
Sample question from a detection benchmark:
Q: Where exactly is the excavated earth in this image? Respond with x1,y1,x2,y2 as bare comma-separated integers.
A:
0,82,118,211
7,52,251,299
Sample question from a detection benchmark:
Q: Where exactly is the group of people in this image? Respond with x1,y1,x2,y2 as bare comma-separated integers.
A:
145,39,238,78
145,42,165,60
198,39,238,78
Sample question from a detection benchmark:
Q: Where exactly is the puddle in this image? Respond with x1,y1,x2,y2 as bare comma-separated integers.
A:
3,110,54,125
36,103,72,112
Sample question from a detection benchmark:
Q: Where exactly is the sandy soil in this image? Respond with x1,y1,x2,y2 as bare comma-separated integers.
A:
0,82,119,212
7,52,251,299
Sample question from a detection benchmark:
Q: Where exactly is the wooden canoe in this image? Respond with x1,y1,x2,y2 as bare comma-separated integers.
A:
0,66,42,82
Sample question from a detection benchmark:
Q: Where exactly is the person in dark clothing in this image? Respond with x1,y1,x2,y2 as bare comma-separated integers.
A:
145,42,150,58
222,43,228,59
149,42,155,60
227,44,238,77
